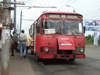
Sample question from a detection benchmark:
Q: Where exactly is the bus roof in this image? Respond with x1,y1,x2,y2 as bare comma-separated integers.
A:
42,11,82,16
32,11,83,25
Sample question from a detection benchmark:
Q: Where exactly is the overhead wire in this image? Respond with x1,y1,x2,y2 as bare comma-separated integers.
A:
82,8,100,16
75,1,100,15
24,0,100,18
81,7,100,19
60,0,77,11
20,0,34,5
16,0,100,26
16,0,100,32
35,0,49,19
61,0,100,20
33,0,65,20
15,0,35,28
33,0,43,20
21,0,41,20
79,6,100,14
76,1,100,11
22,0,57,24
16,0,48,20
69,0,77,5
23,0,54,7
58,0,70,10
26,0,52,6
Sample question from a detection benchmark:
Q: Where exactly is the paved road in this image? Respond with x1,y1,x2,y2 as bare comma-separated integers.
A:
28,46,100,75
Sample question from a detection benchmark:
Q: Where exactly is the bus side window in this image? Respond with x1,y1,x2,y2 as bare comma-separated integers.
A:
36,23,40,34
41,22,44,35
45,22,48,29
36,19,40,34
37,26,40,33
43,19,48,29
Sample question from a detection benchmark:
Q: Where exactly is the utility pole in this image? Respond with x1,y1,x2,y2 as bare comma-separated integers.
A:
14,0,16,32
1,1,23,75
14,1,25,32
1,0,11,75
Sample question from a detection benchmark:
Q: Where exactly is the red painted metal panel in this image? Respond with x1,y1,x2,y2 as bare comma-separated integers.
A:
74,36,85,47
39,54,54,59
39,53,85,59
57,37,75,50
36,35,57,53
76,54,85,59
39,35,57,50
35,36,40,52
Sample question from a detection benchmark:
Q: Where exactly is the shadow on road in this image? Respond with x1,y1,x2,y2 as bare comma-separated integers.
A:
42,59,77,65
28,54,78,65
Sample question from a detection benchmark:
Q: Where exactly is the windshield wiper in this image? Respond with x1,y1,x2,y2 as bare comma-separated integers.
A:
71,32,76,38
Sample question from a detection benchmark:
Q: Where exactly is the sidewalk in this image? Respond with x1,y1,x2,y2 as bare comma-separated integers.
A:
0,49,37,75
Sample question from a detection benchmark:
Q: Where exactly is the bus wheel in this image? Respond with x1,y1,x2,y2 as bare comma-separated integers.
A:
69,59,75,62
35,53,41,61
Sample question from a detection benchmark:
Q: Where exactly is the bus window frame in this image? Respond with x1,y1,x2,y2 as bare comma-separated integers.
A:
35,13,83,36
41,19,64,35
36,18,41,35
64,19,84,36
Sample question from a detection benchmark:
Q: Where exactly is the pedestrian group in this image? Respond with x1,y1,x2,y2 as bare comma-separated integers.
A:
10,30,34,59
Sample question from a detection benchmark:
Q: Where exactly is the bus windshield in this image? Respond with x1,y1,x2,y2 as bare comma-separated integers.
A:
65,20,83,35
42,19,63,34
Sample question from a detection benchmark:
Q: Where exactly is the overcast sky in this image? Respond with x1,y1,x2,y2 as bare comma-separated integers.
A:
9,0,100,36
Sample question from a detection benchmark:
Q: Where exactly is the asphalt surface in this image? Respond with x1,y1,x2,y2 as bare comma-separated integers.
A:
28,46,100,75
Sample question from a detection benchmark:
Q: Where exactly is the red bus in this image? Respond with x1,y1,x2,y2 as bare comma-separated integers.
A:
31,12,85,61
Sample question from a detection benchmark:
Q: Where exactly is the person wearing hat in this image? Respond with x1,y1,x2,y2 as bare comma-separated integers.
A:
26,33,34,55
18,30,27,58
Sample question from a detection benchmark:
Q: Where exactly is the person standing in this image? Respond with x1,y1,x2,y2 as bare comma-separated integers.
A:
71,26,79,34
11,31,18,56
26,33,34,55
18,30,27,58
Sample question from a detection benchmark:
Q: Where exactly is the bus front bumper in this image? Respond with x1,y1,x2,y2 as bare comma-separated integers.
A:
39,54,85,59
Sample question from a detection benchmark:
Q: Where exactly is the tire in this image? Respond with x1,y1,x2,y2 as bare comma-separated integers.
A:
69,59,75,62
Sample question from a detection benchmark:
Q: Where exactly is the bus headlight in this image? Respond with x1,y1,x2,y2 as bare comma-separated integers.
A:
45,48,49,52
79,48,84,53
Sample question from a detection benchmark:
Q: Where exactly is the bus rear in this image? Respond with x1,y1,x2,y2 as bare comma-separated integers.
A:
33,12,85,61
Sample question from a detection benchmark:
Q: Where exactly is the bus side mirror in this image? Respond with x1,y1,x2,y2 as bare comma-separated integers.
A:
84,26,85,33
